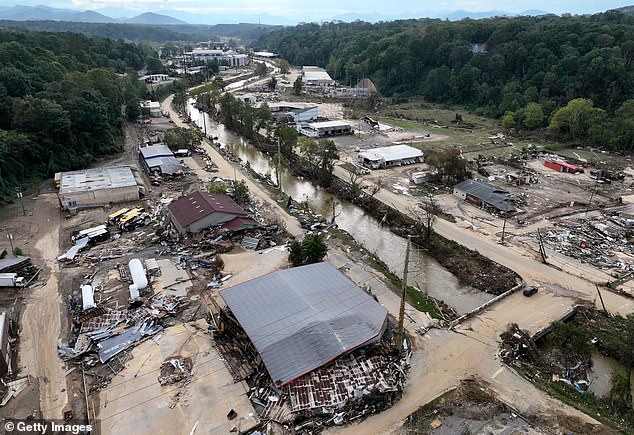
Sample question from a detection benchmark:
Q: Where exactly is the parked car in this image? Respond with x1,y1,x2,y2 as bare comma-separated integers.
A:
523,286,538,297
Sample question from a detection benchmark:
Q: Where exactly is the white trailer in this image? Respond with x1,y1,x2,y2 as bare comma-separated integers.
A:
0,273,25,288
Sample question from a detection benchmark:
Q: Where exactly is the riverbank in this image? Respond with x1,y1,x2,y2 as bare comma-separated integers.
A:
202,108,520,295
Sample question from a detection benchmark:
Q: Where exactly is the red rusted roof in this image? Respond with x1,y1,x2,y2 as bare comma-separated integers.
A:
168,191,246,227
222,217,259,231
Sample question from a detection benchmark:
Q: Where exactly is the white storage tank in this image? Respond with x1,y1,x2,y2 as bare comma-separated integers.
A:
128,259,148,290
129,284,140,300
81,285,96,310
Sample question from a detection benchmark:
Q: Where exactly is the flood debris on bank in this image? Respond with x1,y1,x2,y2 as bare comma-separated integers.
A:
499,306,634,433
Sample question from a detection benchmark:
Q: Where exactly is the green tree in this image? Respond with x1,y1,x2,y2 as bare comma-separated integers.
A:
293,76,303,95
274,125,298,158
288,234,328,266
163,127,204,150
520,102,544,129
547,321,593,359
207,181,228,194
613,100,634,150
549,98,607,142
425,148,467,184
231,180,250,205
255,62,268,77
278,59,291,74
268,76,277,91
500,111,516,129
146,57,165,74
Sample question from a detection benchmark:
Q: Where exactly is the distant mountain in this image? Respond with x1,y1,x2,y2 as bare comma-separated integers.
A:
611,5,634,14
155,9,296,25
125,12,187,25
0,5,115,23
330,9,550,23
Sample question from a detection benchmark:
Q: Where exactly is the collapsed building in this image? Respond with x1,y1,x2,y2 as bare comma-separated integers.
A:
213,262,409,429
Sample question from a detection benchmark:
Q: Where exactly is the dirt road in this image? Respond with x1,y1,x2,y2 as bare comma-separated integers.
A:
18,194,67,419
326,290,603,434
161,94,303,237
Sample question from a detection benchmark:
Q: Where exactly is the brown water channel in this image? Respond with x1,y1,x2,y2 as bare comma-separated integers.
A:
187,101,493,314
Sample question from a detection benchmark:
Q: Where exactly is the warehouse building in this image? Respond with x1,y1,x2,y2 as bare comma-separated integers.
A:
186,49,250,67
302,66,335,86
168,190,256,234
140,100,162,117
271,105,318,123
453,179,516,215
56,166,145,211
298,121,353,138
357,145,424,169
139,145,186,175
219,262,388,386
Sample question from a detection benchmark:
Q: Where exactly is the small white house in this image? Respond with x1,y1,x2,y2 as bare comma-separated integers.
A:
237,94,257,105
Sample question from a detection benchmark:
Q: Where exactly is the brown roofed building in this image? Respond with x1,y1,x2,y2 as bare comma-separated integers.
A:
168,191,249,234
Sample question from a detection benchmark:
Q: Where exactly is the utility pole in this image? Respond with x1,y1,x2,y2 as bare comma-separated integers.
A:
202,111,208,138
396,235,411,354
537,228,548,264
277,138,282,192
16,187,25,216
586,169,601,216
4,228,15,256
596,284,610,316
500,212,508,243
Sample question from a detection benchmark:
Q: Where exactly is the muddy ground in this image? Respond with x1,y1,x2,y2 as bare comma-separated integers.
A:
399,377,614,435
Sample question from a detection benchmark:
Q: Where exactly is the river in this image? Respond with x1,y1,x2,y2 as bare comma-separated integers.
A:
186,100,493,314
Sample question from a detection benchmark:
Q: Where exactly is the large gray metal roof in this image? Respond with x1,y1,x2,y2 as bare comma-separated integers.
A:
454,179,516,213
220,262,387,386
59,166,137,194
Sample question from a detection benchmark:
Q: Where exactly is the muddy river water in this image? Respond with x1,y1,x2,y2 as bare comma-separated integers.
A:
187,100,493,314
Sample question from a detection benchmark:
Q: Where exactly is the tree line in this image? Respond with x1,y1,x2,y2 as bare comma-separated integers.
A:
257,12,634,148
0,21,280,43
0,29,155,202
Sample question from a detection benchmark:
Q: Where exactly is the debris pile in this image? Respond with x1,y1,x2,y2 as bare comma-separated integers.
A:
249,342,410,432
536,213,634,277
158,357,193,386
499,323,539,364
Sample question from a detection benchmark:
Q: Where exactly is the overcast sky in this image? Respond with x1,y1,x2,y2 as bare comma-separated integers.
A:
4,0,631,19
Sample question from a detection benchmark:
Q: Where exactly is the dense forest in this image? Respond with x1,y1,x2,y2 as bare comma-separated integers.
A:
258,11,634,146
0,21,279,43
0,29,155,201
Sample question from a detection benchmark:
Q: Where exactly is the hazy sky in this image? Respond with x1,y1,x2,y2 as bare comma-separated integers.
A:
4,0,632,19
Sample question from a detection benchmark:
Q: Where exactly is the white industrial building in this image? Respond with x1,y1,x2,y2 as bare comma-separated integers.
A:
139,74,169,83
298,121,353,138
56,166,145,210
187,49,250,67
357,145,425,169
302,66,335,86
140,100,162,117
